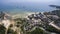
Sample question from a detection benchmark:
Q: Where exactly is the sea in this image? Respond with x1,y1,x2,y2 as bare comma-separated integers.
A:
0,0,60,18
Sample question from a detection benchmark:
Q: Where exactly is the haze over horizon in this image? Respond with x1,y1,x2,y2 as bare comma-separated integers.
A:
0,0,60,12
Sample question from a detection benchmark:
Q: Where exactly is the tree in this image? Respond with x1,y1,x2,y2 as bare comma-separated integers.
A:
0,24,6,34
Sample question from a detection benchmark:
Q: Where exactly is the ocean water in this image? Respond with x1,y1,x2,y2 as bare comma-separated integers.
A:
0,0,60,12
0,0,60,17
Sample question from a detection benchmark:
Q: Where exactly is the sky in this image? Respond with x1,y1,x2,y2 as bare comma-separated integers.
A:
0,0,59,4
0,0,59,3
0,0,60,12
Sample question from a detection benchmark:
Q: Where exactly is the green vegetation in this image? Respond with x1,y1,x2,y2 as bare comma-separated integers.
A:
26,28,47,34
7,28,17,34
0,25,6,34
0,9,60,34
45,25,60,34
